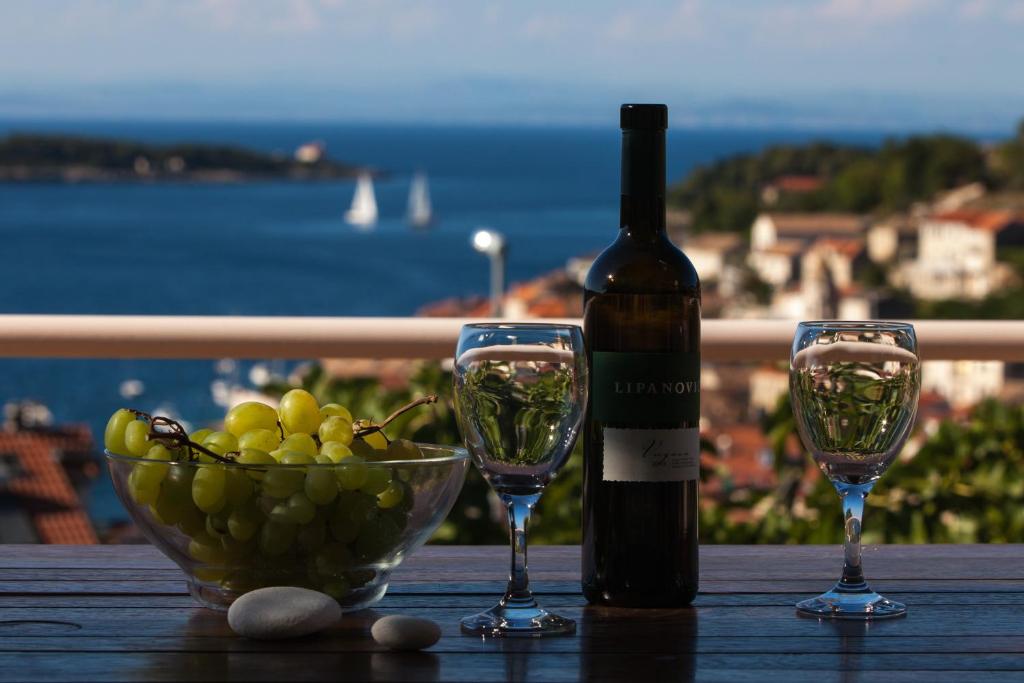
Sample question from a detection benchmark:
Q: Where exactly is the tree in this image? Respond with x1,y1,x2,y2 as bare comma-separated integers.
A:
747,396,1024,545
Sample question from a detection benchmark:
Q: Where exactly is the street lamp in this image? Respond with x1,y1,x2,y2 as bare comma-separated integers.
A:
471,228,507,317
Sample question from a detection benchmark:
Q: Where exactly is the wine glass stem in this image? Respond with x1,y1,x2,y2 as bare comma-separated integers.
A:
837,482,873,590
501,493,539,608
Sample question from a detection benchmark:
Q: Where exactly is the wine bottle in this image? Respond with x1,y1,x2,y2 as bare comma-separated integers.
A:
581,104,701,607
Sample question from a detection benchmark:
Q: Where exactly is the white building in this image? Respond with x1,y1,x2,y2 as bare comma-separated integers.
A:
748,213,866,288
897,210,1024,301
867,216,917,264
680,233,743,282
749,366,789,416
922,360,1005,410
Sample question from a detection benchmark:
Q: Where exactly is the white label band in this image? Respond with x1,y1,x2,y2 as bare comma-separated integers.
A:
602,427,700,482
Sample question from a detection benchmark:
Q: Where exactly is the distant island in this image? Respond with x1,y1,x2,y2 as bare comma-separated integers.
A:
0,133,364,183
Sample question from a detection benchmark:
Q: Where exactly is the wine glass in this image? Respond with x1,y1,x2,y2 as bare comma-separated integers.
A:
453,323,587,637
790,321,920,619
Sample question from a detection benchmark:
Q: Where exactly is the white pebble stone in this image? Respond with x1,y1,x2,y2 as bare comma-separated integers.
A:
371,615,442,651
227,587,342,640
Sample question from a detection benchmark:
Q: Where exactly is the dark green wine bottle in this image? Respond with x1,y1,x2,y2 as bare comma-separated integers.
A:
581,104,701,607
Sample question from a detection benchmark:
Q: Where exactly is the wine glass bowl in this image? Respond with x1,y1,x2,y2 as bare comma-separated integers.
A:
790,321,920,619
454,323,587,637
791,324,920,485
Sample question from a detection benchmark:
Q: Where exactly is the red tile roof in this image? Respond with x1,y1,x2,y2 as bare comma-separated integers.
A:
814,237,866,258
766,213,865,235
0,426,98,544
931,210,1022,232
708,424,776,489
771,175,824,193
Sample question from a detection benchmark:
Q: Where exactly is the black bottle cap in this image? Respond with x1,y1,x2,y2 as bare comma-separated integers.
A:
620,104,668,130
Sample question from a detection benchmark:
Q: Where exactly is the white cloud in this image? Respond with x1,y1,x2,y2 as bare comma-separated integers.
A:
1006,1,1024,21
817,0,934,21
959,0,993,18
522,13,569,41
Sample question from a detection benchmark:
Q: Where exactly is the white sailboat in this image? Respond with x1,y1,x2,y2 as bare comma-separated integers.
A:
407,172,433,229
345,173,378,229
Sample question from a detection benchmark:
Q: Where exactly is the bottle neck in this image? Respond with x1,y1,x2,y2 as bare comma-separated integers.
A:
619,129,666,239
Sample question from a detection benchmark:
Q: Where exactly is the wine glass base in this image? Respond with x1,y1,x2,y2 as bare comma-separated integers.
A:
460,603,576,638
796,586,906,620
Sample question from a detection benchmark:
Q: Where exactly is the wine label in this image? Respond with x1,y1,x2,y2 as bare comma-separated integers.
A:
591,351,700,424
602,427,700,482
592,350,700,482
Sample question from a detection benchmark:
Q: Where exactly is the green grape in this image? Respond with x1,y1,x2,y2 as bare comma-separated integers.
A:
318,416,354,446
260,466,305,498
259,520,297,556
235,448,276,480
360,467,392,495
354,514,402,562
257,494,279,517
320,441,353,463
381,505,411,533
194,566,230,583
189,428,214,445
297,517,327,552
304,467,339,505
314,454,333,465
392,479,416,515
177,503,207,537
128,466,159,505
376,480,405,509
350,438,389,462
280,433,318,456
362,429,389,451
321,578,351,600
270,492,316,525
336,455,369,491
202,431,238,456
220,533,257,562
314,542,353,575
329,491,377,544
320,403,353,422
238,428,280,454
189,532,227,564
148,503,167,525
192,465,227,514
104,408,135,455
206,511,230,540
130,446,174,505
224,401,280,437
227,502,262,542
386,438,423,461
124,419,151,457
280,452,315,466
349,438,373,457
278,389,321,435
153,466,193,525
224,468,254,506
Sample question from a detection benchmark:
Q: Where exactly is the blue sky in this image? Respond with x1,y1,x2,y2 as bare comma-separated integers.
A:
2,0,1023,131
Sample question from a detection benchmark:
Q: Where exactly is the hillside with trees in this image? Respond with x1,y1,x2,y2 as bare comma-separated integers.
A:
669,121,1024,233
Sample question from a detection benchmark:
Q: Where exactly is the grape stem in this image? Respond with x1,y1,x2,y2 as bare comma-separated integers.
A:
354,394,438,438
129,409,236,464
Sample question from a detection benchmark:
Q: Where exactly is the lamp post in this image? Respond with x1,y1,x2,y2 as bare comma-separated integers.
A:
471,228,507,318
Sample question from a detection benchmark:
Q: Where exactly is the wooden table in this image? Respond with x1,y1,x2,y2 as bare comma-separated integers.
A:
0,544,1021,682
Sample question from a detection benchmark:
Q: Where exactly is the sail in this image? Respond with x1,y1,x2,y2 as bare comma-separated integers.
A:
345,173,378,229
407,172,433,228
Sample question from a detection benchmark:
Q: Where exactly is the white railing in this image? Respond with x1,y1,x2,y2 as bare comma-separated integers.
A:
0,315,1021,361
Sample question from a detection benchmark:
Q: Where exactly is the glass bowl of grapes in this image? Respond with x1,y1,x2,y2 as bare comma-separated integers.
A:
103,391,469,611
